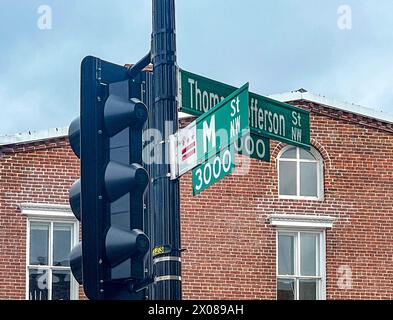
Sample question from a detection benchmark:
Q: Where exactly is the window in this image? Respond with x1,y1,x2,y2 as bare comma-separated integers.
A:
269,214,333,300
21,203,79,300
27,221,78,300
277,230,325,300
278,146,323,200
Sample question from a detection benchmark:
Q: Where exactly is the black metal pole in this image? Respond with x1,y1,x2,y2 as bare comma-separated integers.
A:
150,0,181,299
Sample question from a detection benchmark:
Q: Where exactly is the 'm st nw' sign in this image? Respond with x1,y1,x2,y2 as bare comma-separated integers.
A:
171,83,249,179
196,83,249,163
178,69,310,149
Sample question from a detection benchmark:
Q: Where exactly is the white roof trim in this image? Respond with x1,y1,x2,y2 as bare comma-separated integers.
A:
0,114,193,147
268,90,393,124
0,127,68,146
1,91,392,147
20,203,75,220
268,214,335,229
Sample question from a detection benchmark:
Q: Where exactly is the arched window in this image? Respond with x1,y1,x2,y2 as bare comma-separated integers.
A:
278,146,323,200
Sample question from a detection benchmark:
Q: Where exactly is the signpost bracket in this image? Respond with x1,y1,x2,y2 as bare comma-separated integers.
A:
169,133,178,180
127,51,151,78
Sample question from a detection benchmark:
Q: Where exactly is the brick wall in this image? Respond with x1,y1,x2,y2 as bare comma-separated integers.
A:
0,139,79,299
0,102,392,299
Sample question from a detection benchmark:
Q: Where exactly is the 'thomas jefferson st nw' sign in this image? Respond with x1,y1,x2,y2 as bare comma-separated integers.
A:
178,69,310,149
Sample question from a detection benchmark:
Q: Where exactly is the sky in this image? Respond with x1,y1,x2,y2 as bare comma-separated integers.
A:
0,0,393,135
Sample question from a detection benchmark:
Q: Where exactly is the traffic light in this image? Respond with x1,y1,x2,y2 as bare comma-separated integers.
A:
68,56,150,300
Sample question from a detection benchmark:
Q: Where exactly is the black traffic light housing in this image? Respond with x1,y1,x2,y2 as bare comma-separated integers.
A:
69,56,150,300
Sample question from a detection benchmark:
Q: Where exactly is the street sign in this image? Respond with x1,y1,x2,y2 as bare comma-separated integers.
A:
196,82,249,163
235,133,270,162
178,68,310,149
192,145,235,196
173,124,270,179
170,83,249,179
175,120,197,177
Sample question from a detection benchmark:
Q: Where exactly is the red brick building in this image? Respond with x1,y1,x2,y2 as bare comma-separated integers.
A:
1,90,392,300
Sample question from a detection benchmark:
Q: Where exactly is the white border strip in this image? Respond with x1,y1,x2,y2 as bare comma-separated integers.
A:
0,127,68,146
268,214,335,229
154,275,182,283
153,256,182,264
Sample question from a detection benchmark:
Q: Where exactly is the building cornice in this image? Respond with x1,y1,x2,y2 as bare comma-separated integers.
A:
269,90,393,125
19,203,75,220
268,213,335,229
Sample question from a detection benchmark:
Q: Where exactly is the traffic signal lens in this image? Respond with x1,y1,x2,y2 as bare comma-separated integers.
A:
68,117,80,158
69,179,81,221
104,161,148,202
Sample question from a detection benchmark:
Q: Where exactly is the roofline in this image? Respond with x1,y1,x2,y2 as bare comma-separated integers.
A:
0,113,194,147
0,127,68,147
268,90,393,124
1,92,392,147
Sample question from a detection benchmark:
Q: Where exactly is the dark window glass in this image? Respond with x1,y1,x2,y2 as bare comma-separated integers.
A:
53,224,72,267
29,269,48,300
277,279,295,300
52,270,71,300
299,148,315,160
300,162,318,197
281,148,296,159
279,161,296,195
300,233,318,276
299,279,317,300
278,234,295,275
30,223,49,265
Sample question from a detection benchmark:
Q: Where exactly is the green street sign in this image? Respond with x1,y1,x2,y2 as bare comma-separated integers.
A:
178,68,310,149
236,133,270,162
195,82,249,164
192,145,235,196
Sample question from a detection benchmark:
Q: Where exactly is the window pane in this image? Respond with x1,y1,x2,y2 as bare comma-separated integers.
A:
277,279,295,300
299,279,318,300
30,223,49,265
53,224,72,266
299,148,316,160
29,269,49,300
281,147,296,159
279,161,297,195
300,233,318,276
52,270,71,300
300,162,318,197
278,234,294,275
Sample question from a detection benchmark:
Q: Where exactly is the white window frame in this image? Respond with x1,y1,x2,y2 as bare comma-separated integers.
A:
21,203,79,300
277,146,324,200
276,229,326,300
269,214,334,300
